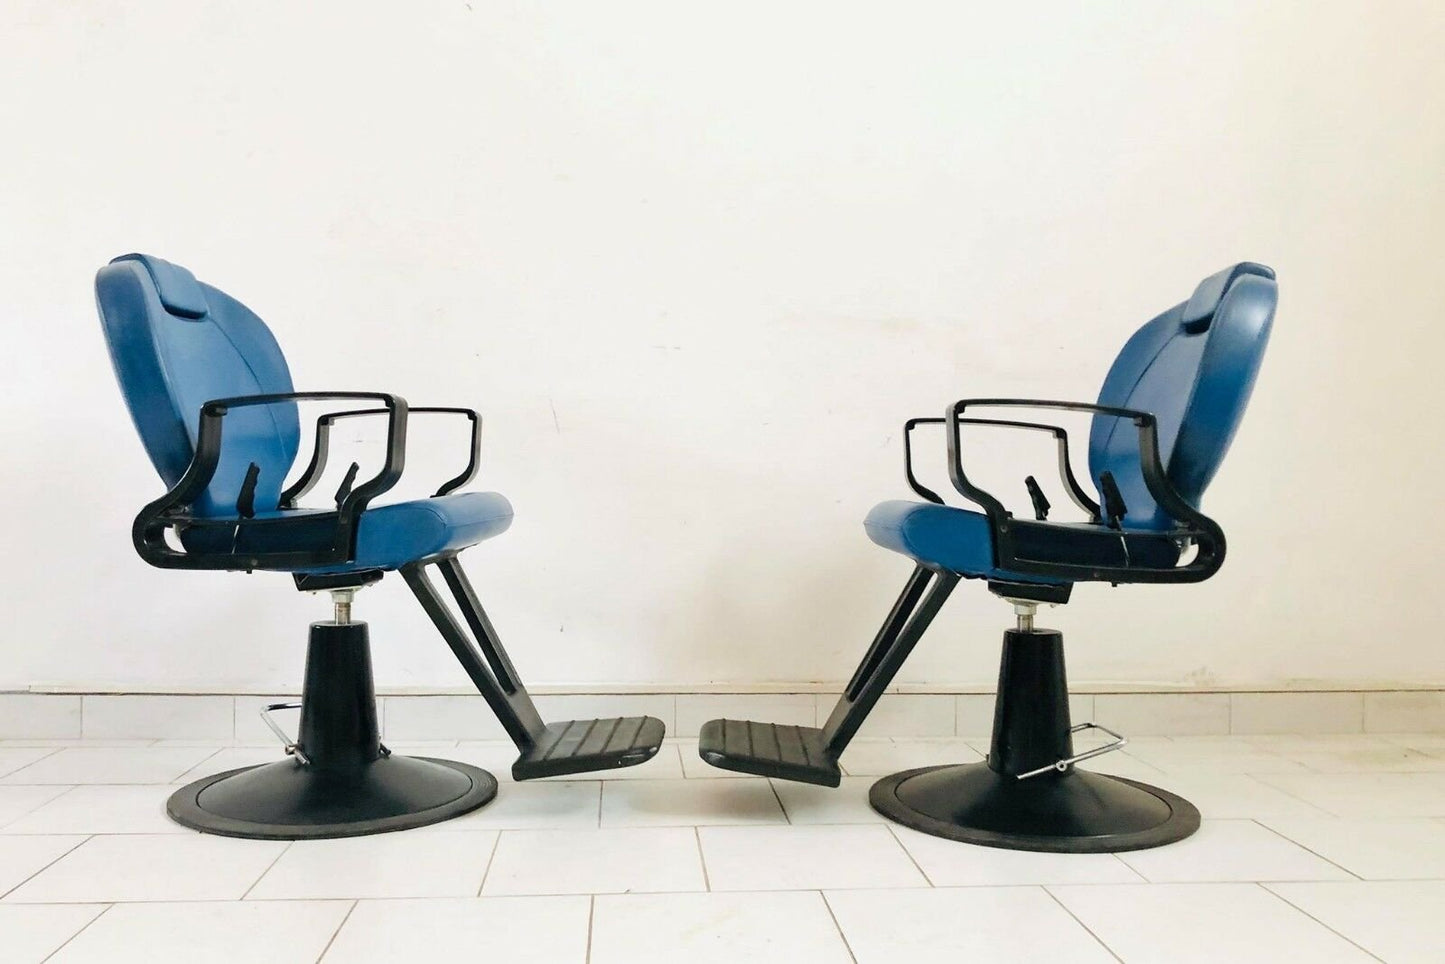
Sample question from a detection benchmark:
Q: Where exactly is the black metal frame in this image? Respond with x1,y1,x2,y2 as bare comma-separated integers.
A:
698,562,958,785
281,405,481,508
132,391,484,573
820,565,959,757
133,391,411,571
904,415,1100,518
400,554,546,748
400,552,665,777
907,398,1225,584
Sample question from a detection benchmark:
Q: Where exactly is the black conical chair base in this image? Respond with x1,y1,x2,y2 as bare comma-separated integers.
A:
167,755,497,840
870,762,1199,853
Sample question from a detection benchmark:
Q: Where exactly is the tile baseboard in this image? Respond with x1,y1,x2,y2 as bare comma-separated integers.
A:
19,680,1445,696
2,689,1444,741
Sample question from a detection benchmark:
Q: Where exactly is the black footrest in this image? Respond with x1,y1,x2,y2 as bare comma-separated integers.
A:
697,719,841,787
512,716,666,780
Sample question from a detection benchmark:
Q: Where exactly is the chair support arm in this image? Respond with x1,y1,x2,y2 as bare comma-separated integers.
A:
904,415,1100,518
280,405,480,508
944,398,1226,583
134,391,408,570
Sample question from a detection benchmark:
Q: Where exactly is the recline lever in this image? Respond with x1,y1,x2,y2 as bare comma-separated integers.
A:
1098,471,1127,529
1024,475,1051,521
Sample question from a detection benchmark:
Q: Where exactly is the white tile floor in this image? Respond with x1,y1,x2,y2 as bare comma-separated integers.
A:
0,734,1441,961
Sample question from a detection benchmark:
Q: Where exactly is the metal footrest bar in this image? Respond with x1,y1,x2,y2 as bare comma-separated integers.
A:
1015,722,1127,780
259,702,391,766
259,702,309,765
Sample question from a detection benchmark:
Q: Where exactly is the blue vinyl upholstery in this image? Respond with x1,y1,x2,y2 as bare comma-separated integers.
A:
97,255,300,519
865,264,1276,581
864,500,1181,584
1089,263,1276,531
180,492,515,572
96,254,513,572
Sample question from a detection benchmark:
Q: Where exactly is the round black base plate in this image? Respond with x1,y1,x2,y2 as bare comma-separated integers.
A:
167,755,498,840
870,762,1200,853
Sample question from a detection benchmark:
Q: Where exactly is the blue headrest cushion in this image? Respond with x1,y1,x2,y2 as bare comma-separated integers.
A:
1181,261,1275,333
111,253,209,319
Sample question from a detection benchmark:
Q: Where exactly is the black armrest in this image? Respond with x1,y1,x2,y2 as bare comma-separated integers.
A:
281,405,480,508
904,416,1100,518
133,391,408,571
943,398,1226,583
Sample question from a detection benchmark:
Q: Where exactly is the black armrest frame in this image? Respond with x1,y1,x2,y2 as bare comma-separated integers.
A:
133,391,408,571
280,406,480,509
904,416,1101,518
944,398,1226,584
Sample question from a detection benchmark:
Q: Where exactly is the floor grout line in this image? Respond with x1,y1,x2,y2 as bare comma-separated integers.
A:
1043,885,1124,963
240,841,293,900
882,823,934,887
169,746,229,784
818,890,859,963
0,833,92,900
39,902,113,962
1247,771,1348,817
693,826,711,891
1249,817,1364,880
475,830,503,896
584,894,595,963
1111,850,1152,883
0,784,78,830
766,778,792,825
312,898,359,963
0,747,64,781
1256,882,1386,962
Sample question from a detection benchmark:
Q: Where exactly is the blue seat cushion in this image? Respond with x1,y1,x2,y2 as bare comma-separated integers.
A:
864,500,1180,583
181,491,514,572
344,491,514,571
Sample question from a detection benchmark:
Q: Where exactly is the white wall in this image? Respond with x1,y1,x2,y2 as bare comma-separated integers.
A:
1,1,1443,692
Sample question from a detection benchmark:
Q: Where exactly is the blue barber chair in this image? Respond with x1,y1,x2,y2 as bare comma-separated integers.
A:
97,254,665,839
699,263,1277,852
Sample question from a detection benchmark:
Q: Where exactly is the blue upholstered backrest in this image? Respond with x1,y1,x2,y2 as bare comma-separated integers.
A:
96,254,300,518
1088,263,1276,530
